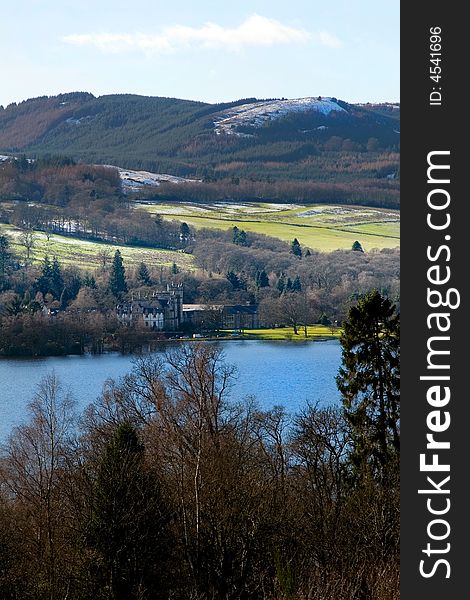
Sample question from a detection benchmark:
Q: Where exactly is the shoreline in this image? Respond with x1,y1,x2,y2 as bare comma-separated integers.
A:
0,333,341,360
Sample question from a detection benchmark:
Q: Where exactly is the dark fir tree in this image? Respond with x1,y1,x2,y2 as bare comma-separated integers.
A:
171,262,179,275
37,255,53,295
291,275,302,292
290,238,302,257
50,257,64,299
232,226,239,244
255,270,270,288
336,290,400,479
15,155,30,171
305,248,312,257
137,262,151,286
0,234,12,289
237,229,247,246
83,273,97,289
180,222,190,241
276,273,286,293
88,422,169,599
352,240,364,252
109,250,127,297
226,270,241,289
232,226,248,246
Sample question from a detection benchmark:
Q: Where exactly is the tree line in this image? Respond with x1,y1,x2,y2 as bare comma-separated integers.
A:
0,149,399,211
137,174,399,209
5,201,186,250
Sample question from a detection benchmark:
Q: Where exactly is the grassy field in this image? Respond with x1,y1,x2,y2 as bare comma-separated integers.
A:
0,224,195,271
225,325,341,340
135,201,400,251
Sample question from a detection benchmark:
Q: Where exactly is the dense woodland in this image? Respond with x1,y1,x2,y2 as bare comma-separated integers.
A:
0,291,400,599
0,93,399,205
0,154,399,211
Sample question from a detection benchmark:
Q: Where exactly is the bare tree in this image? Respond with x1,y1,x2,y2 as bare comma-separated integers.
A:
97,247,112,272
18,228,36,264
0,373,76,599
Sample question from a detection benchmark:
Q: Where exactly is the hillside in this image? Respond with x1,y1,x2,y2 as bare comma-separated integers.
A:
0,93,400,187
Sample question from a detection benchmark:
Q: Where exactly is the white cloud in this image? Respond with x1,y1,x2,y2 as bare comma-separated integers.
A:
316,30,342,49
61,15,339,55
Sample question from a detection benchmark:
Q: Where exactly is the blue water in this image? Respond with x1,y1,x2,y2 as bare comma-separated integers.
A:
0,340,342,439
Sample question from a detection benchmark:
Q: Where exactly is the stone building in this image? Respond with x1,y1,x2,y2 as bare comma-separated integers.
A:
116,286,183,330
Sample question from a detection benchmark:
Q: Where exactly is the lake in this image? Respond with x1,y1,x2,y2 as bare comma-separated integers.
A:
0,339,342,439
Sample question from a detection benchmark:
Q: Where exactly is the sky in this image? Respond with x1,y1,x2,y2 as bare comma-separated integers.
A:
0,0,399,107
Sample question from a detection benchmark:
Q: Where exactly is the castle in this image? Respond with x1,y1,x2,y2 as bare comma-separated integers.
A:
116,285,183,330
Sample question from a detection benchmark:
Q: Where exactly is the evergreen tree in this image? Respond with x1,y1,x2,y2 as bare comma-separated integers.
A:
232,226,240,244
83,273,97,289
226,270,241,289
50,257,64,299
305,248,312,257
180,222,190,241
336,291,400,479
256,270,270,288
137,262,151,285
237,229,247,246
291,275,302,292
171,262,179,275
276,274,286,293
109,250,127,297
0,234,12,289
352,240,364,252
37,255,53,296
232,226,248,246
88,422,169,599
16,155,30,171
290,238,302,257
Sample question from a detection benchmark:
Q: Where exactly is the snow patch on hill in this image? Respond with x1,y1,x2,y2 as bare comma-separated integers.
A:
214,97,347,136
106,166,202,192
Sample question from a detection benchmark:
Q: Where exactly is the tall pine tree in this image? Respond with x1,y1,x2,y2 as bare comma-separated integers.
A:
88,422,170,599
336,290,400,480
50,257,64,299
109,250,127,297
290,238,302,257
137,262,151,286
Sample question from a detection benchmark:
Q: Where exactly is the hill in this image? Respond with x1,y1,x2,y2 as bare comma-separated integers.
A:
0,93,399,189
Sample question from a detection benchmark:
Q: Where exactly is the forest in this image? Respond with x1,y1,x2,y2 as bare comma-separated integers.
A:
0,151,399,210
0,93,399,201
0,291,400,600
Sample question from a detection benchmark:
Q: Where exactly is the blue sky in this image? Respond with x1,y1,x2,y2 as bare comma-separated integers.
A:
1,0,399,106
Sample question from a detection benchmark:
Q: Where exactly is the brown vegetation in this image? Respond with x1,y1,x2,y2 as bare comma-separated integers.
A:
0,343,399,599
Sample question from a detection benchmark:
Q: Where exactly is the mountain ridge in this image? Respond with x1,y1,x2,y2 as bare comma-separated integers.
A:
0,92,400,194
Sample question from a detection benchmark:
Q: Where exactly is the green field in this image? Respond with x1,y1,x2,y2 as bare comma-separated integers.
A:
136,201,400,251
229,325,341,340
0,224,194,271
